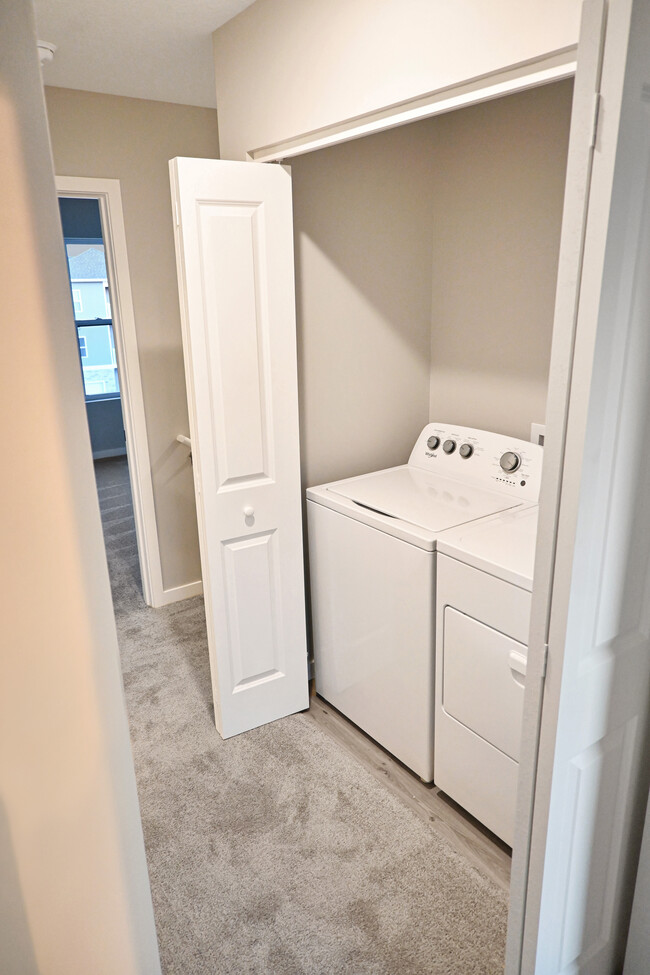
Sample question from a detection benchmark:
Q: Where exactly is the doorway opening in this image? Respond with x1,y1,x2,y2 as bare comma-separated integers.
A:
57,177,164,608
59,197,123,442
59,193,144,605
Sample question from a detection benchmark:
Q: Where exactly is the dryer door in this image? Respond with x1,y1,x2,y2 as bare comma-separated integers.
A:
442,607,526,763
435,553,531,845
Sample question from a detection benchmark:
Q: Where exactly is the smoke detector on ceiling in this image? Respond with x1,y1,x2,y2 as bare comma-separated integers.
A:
37,41,57,66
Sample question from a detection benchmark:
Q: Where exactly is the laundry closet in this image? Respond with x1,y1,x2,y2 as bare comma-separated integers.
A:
171,75,573,813
285,78,573,845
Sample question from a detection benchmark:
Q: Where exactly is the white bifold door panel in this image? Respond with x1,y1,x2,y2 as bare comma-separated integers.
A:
511,0,650,972
170,158,308,738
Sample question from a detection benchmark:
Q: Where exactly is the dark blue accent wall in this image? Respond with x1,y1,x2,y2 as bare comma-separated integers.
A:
59,196,103,239
86,398,126,458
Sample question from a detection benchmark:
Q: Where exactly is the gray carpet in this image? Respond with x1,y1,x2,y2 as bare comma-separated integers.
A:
96,457,508,975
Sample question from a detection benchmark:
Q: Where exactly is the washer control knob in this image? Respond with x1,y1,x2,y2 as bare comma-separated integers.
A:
427,435,440,450
443,439,456,454
459,443,473,459
500,451,521,473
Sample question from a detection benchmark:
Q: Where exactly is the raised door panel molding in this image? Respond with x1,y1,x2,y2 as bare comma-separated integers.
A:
222,530,285,691
197,201,274,490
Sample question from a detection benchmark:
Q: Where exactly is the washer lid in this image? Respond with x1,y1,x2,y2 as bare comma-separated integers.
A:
328,466,521,533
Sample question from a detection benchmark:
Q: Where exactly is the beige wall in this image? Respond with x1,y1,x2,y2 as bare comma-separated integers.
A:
0,4,159,972
291,123,435,487
45,87,220,592
213,0,580,160
429,80,573,440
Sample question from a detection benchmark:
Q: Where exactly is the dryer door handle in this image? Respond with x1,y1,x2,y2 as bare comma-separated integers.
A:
509,649,527,678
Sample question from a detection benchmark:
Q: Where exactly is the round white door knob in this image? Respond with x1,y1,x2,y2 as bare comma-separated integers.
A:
243,506,255,517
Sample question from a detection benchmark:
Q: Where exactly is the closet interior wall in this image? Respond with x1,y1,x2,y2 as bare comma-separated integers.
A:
289,78,574,496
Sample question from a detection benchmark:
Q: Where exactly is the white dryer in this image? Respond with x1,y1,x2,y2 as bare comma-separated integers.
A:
435,504,540,845
306,423,542,783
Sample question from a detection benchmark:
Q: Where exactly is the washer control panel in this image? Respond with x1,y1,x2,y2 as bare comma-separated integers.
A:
409,422,543,503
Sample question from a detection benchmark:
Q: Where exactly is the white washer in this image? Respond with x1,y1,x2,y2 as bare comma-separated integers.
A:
435,504,540,845
306,423,542,782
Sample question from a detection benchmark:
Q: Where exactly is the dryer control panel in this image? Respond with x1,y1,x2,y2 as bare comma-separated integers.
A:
409,423,543,504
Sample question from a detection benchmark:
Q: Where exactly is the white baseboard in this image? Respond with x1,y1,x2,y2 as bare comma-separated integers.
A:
155,579,203,607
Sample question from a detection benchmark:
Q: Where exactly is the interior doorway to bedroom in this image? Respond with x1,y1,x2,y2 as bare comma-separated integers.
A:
58,195,143,603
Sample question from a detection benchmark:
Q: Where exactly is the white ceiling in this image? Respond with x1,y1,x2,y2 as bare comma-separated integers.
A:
33,0,257,109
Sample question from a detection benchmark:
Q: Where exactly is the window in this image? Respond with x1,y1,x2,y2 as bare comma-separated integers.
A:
61,230,120,400
84,379,108,395
75,320,121,397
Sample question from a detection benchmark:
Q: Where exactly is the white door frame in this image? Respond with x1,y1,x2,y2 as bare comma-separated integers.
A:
505,1,607,967
249,13,649,969
57,175,164,609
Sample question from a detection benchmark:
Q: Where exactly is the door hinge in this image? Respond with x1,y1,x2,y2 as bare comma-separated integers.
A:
541,642,549,680
589,93,602,149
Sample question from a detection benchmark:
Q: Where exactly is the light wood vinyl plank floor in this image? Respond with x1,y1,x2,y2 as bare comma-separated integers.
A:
305,690,512,893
